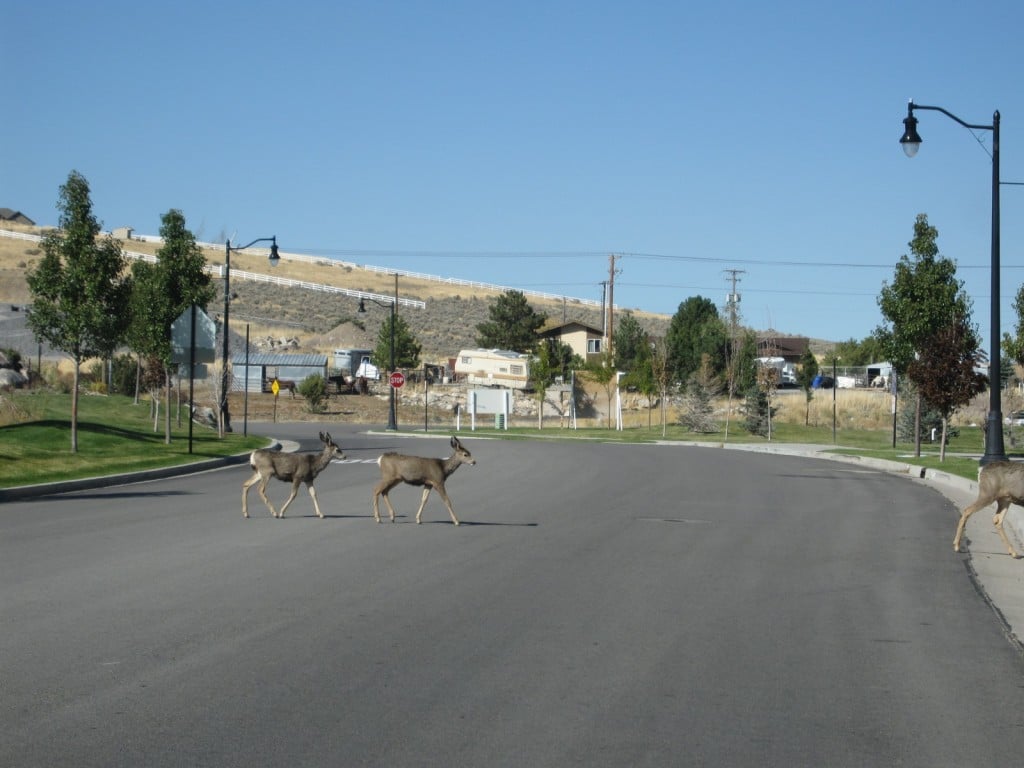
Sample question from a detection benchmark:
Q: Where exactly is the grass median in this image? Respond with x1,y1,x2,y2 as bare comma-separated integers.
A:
0,391,269,489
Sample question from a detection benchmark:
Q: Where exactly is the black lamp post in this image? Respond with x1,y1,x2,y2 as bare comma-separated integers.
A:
357,296,398,431
221,236,280,433
900,101,1006,464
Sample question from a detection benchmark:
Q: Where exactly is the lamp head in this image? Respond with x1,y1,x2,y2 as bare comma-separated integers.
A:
900,112,922,158
268,237,280,266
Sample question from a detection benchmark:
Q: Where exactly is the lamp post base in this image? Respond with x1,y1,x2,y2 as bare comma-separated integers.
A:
981,412,1008,465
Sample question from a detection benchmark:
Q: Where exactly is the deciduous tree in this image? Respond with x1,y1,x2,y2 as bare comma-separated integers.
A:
26,171,131,452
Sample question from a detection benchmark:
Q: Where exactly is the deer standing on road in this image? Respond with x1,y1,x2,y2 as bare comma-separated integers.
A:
372,436,476,525
242,431,345,519
953,461,1023,558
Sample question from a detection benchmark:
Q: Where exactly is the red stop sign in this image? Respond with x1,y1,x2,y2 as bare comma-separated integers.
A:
389,371,406,389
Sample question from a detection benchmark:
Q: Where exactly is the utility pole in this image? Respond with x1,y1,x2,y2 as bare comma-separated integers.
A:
607,254,620,358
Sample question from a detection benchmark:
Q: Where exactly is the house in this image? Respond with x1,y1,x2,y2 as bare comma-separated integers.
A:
538,320,605,363
0,209,35,226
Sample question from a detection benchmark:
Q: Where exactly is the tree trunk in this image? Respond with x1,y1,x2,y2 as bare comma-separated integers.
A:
940,417,948,462
164,367,171,444
71,359,80,453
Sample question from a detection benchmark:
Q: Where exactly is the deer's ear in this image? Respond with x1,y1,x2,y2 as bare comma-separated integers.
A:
450,436,458,449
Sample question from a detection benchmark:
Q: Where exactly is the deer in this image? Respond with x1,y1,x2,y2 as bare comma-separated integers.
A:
372,436,476,525
242,431,345,519
953,461,1023,558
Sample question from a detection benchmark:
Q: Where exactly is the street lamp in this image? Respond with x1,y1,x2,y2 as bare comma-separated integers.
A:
357,296,398,431
900,101,1006,464
221,235,280,433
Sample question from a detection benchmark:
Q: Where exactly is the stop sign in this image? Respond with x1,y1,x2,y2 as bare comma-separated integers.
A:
389,371,406,389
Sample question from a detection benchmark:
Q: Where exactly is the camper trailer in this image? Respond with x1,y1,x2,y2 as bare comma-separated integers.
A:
454,348,533,390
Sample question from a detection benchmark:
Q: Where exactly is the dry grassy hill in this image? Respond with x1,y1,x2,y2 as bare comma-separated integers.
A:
0,224,671,364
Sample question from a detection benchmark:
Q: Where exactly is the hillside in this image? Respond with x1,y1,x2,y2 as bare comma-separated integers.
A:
0,224,670,363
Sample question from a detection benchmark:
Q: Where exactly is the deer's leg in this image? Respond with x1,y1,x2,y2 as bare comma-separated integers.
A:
372,480,400,523
414,487,433,524
307,483,324,518
954,496,992,552
257,476,279,518
242,471,262,518
993,500,1020,558
277,480,301,518
432,484,460,526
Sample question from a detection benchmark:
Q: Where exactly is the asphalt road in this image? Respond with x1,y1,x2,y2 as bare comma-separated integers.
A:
2,424,1023,767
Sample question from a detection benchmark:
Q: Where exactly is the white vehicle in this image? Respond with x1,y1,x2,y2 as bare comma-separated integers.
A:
355,355,380,380
454,348,532,390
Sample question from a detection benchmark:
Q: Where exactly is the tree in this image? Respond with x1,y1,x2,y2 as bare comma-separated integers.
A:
585,349,618,428
475,289,547,352
797,348,819,426
26,171,131,452
372,312,421,372
531,339,556,430
1001,284,1024,371
613,312,649,372
877,214,972,372
128,210,216,442
909,316,987,461
665,296,728,384
877,213,974,456
679,355,721,433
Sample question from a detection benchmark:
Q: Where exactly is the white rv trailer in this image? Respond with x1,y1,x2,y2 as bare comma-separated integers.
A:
454,348,533,390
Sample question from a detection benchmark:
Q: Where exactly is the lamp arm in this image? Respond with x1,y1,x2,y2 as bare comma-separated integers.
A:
909,102,993,132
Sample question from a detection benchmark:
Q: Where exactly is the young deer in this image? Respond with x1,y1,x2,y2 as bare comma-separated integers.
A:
242,431,345,519
954,461,1023,558
373,436,476,525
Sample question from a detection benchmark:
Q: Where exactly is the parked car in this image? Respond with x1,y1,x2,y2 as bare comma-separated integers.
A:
1004,411,1024,426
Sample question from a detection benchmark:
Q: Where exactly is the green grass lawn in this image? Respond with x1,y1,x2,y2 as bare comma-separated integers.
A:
0,391,268,488
466,417,1022,483
2,390,1018,489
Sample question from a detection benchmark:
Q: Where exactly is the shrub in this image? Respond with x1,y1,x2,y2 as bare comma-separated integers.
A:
298,374,328,413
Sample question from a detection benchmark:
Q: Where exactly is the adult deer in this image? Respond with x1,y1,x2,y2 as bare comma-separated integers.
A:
242,431,345,519
953,461,1023,558
372,436,476,525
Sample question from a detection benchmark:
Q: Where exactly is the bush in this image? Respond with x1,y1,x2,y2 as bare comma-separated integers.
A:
298,374,328,413
110,354,138,396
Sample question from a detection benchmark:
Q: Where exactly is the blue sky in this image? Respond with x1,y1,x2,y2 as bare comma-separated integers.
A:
4,1,1023,352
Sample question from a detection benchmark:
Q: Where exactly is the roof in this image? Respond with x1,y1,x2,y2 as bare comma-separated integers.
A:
538,319,604,336
0,209,35,225
231,353,328,366
757,336,809,358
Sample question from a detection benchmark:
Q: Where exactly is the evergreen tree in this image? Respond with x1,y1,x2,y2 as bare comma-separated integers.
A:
665,296,728,384
475,289,546,352
613,312,649,371
372,312,421,372
26,171,131,452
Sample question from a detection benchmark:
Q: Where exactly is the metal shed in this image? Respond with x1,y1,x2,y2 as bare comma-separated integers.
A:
230,352,328,393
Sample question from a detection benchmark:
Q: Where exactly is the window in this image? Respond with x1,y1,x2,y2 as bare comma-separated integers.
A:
510,364,524,376
461,356,472,365
587,338,602,354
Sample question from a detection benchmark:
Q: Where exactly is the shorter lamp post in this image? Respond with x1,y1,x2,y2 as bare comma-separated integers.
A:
221,236,280,433
899,101,1005,464
357,296,398,431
